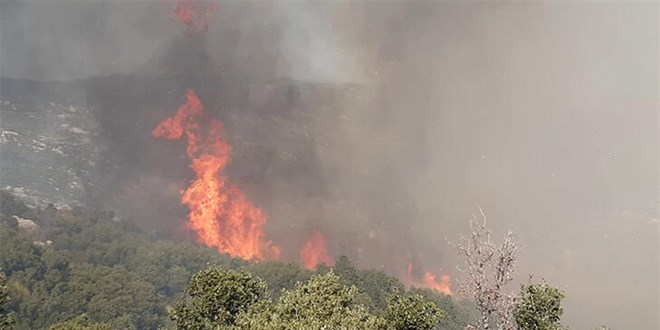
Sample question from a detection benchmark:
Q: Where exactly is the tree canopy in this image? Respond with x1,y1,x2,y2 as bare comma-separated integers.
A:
385,293,445,330
171,267,267,329
0,272,14,330
0,191,473,329
235,271,386,330
173,268,447,330
514,280,566,330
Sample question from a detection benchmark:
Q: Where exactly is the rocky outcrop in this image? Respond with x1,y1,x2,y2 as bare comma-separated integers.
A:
1,84,104,209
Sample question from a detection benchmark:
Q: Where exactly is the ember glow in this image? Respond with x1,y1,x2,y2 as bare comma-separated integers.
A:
171,0,217,33
300,231,334,270
153,89,280,261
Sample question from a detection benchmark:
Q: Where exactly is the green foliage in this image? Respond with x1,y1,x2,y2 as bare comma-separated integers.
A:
385,293,444,330
0,191,473,329
175,268,456,330
64,264,162,329
171,267,266,329
0,193,232,330
330,256,405,312
409,288,476,330
514,280,566,330
247,262,311,297
0,272,15,330
49,314,111,330
235,271,386,330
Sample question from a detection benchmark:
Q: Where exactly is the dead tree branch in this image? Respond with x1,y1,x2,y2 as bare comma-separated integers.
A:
451,207,519,330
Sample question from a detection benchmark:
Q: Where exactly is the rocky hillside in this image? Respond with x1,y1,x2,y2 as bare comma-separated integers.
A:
0,76,366,237
1,79,104,208
0,75,427,272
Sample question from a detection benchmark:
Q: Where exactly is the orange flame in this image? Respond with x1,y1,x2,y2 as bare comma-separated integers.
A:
405,259,452,295
300,231,334,270
422,272,452,296
171,0,217,33
153,89,280,261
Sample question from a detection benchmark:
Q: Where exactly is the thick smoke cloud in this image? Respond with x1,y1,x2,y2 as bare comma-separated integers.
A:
1,2,657,329
1,1,169,81
328,4,658,329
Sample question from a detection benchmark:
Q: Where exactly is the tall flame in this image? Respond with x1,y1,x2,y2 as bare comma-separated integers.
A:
300,231,334,270
153,89,280,261
157,2,452,287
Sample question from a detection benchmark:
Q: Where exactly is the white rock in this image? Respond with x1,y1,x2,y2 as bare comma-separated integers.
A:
14,215,39,232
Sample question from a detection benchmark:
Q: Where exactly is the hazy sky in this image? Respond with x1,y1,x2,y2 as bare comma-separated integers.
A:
1,2,658,329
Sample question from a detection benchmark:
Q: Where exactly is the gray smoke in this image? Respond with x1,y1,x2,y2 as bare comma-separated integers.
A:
1,2,657,329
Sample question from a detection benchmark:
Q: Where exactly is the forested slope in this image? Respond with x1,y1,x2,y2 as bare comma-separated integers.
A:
0,191,474,329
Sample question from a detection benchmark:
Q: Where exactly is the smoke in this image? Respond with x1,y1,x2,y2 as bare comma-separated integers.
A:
275,2,369,84
315,4,658,329
1,1,658,329
0,1,171,81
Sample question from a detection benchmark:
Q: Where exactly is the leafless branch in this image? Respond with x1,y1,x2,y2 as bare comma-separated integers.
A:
450,208,519,330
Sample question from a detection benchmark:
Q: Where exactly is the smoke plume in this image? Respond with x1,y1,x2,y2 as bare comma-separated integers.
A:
1,2,657,329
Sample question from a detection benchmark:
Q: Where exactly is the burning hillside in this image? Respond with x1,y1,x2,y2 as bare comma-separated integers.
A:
0,0,453,297
144,0,453,294
3,2,658,328
153,88,280,261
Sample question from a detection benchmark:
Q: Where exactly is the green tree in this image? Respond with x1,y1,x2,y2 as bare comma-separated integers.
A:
235,271,385,330
49,314,111,330
329,256,404,311
385,293,444,330
513,280,566,330
1,272,15,330
248,262,311,297
409,288,476,330
171,267,266,329
0,191,474,330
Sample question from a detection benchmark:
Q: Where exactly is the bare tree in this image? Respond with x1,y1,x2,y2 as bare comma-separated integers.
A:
451,207,519,330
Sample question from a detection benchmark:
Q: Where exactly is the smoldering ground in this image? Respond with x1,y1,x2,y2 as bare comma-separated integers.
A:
1,2,657,329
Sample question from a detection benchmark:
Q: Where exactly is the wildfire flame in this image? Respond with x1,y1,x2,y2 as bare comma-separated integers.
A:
300,231,334,270
156,1,453,289
405,259,452,295
422,272,452,296
171,0,217,33
153,89,280,261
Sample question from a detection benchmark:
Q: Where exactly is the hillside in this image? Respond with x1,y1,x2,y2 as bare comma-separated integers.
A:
0,190,474,329
0,75,444,278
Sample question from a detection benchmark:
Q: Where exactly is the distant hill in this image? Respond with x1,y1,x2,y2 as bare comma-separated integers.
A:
0,75,399,263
